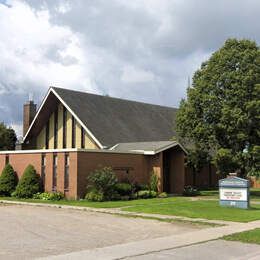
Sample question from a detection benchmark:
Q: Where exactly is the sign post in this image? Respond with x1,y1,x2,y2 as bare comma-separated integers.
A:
219,175,250,209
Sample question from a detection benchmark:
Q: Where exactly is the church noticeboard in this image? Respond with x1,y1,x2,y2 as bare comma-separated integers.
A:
219,176,250,209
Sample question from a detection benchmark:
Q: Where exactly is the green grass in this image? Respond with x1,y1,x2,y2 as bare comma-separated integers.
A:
0,196,188,209
112,213,221,227
122,200,260,222
1,192,260,222
223,228,260,244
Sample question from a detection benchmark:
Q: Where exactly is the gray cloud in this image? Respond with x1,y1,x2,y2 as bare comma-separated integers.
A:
1,0,260,136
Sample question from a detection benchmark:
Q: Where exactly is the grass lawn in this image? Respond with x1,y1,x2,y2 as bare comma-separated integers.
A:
0,196,188,209
1,196,260,222
122,200,260,222
223,228,260,244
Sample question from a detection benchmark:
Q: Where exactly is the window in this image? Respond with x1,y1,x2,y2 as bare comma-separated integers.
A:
54,108,58,149
52,154,57,191
81,126,85,149
72,116,75,148
45,120,49,149
5,155,9,165
41,154,46,189
63,106,67,148
64,154,69,191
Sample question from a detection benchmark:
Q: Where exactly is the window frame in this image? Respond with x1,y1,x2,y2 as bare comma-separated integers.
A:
45,120,49,149
64,154,70,191
52,154,58,191
54,108,58,149
71,116,75,148
63,106,67,148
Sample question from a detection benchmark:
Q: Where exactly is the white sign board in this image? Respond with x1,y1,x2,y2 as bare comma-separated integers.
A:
219,188,247,201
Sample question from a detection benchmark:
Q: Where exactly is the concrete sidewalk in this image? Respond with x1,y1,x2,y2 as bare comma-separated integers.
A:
40,220,260,260
126,240,260,260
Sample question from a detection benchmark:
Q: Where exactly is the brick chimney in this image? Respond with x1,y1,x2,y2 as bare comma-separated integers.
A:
23,100,37,136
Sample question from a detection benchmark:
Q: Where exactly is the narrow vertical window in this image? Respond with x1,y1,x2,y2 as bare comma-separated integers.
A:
45,120,49,149
81,126,85,149
64,154,69,191
5,155,9,165
63,106,67,148
41,154,46,189
54,108,58,149
72,116,75,148
52,154,57,191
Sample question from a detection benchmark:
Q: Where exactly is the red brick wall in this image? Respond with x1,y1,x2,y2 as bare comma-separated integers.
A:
250,177,260,188
77,151,149,198
9,153,42,179
0,151,79,199
170,149,185,194
185,164,224,188
0,155,6,174
147,153,163,192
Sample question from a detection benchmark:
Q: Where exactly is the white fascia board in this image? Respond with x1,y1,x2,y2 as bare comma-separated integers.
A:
109,144,119,150
153,142,188,154
51,88,104,149
0,148,144,155
23,87,104,149
23,88,52,142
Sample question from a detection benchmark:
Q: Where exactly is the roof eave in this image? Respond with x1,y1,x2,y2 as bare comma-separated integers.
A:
23,87,104,149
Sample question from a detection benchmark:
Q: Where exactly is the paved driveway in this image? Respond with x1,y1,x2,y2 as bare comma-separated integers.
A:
0,204,201,259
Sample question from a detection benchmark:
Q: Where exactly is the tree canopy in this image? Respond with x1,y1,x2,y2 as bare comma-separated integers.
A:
176,39,260,177
0,122,17,151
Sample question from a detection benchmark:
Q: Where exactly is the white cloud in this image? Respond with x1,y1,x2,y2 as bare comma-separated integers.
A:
0,0,96,96
1,0,260,136
121,66,155,84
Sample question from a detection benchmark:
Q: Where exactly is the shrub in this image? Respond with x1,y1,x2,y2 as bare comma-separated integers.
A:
0,164,17,196
158,192,168,198
133,183,149,192
137,190,152,199
121,195,130,201
115,183,132,196
150,190,157,198
130,192,138,200
149,171,158,192
183,186,200,196
33,192,64,201
85,190,104,202
87,166,118,200
13,164,40,198
136,189,158,199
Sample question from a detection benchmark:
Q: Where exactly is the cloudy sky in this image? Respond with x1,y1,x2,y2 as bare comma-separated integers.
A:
1,0,260,136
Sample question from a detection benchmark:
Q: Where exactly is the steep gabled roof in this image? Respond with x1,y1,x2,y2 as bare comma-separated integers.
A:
24,87,178,148
52,87,178,147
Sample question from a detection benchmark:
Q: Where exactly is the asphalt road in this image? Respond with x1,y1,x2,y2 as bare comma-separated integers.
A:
0,204,201,259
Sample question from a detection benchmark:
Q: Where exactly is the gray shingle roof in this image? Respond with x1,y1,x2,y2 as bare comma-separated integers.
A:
111,141,178,153
53,87,178,148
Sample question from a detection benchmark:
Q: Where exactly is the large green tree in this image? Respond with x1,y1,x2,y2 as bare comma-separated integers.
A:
176,39,260,177
0,122,17,150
